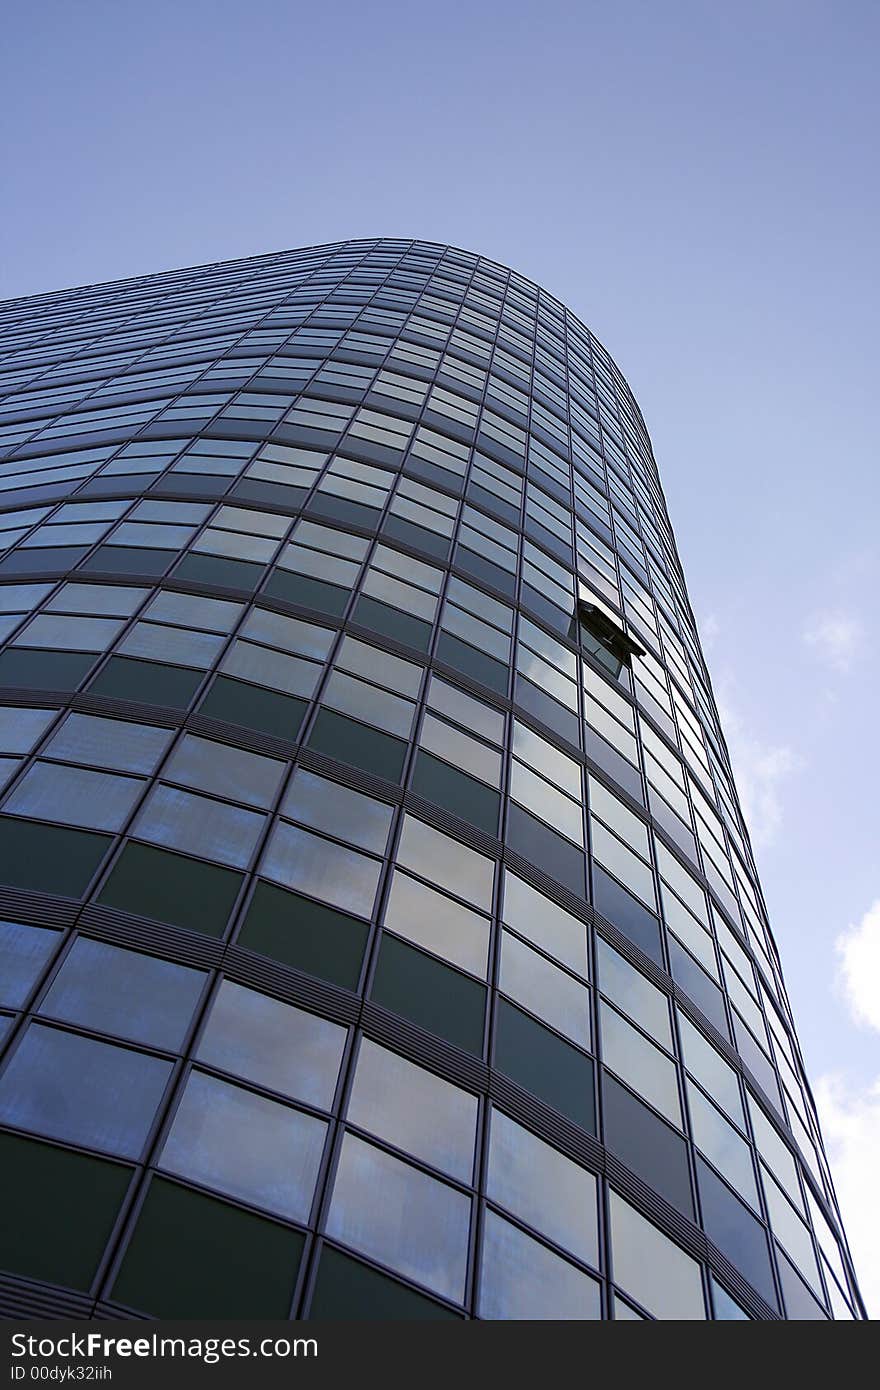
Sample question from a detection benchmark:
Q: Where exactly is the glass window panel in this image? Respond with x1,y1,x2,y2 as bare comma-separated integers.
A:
509,761,584,845
110,521,196,549
656,842,709,926
193,528,277,562
396,815,494,911
336,636,422,698
361,570,437,622
501,871,587,978
322,670,414,738
665,895,717,977
281,770,392,855
240,606,335,659
347,1038,477,1183
678,1013,744,1126
134,785,265,868
44,713,172,774
591,821,655,906
0,583,53,613
196,979,345,1110
118,623,224,669
487,1110,598,1264
499,931,590,1048
596,938,671,1048
442,603,510,662
260,821,381,918
763,1175,822,1292
280,544,360,587
160,1070,326,1223
213,505,289,538
427,676,505,745
710,1276,750,1320
384,870,490,978
513,721,581,797
145,590,244,632
600,1002,681,1126
687,1082,759,1208
419,715,501,786
130,500,211,524
0,1023,171,1159
47,583,148,616
326,1132,469,1304
0,921,59,1008
479,1210,600,1321
39,938,204,1050
221,641,321,697
163,734,285,809
589,777,651,859
291,519,370,563
15,614,125,651
4,761,143,832
747,1094,802,1210
608,1190,705,1320
0,706,55,753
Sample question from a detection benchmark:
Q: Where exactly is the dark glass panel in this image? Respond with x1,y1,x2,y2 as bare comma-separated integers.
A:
198,675,307,740
371,935,485,1056
494,999,596,1133
238,881,368,990
0,818,110,896
111,1178,303,1318
308,709,407,783
309,1246,459,1320
98,842,242,936
0,1131,131,1290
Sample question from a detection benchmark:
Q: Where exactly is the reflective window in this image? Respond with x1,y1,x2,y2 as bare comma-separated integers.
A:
326,1132,470,1303
678,1012,744,1126
160,1070,326,1223
499,932,590,1048
0,920,59,1008
479,1210,600,1321
196,980,346,1109
134,785,265,869
608,1190,705,1320
600,1001,681,1126
39,938,204,1051
0,706,55,753
259,822,381,917
162,735,285,809
596,938,671,1048
383,870,490,978
487,1110,598,1264
4,762,144,832
281,771,393,854
501,871,587,978
687,1082,759,1209
346,1039,477,1183
0,1023,171,1158
396,815,494,911
43,714,172,774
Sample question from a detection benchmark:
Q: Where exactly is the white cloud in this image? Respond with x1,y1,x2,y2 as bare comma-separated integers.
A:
802,610,864,674
835,899,880,1034
813,902,880,1317
815,1073,880,1318
700,611,720,652
716,692,803,850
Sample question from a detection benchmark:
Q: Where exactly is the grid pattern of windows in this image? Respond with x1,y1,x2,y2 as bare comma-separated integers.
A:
0,238,864,1321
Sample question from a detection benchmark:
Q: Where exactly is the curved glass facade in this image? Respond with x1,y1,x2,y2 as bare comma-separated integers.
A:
0,238,864,1320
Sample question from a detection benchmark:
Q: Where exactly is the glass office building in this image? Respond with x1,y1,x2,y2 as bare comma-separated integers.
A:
0,239,865,1320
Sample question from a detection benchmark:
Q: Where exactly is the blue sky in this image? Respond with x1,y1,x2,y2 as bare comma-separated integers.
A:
4,0,879,1312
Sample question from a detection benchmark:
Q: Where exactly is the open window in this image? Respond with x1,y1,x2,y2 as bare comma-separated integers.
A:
576,591,644,679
